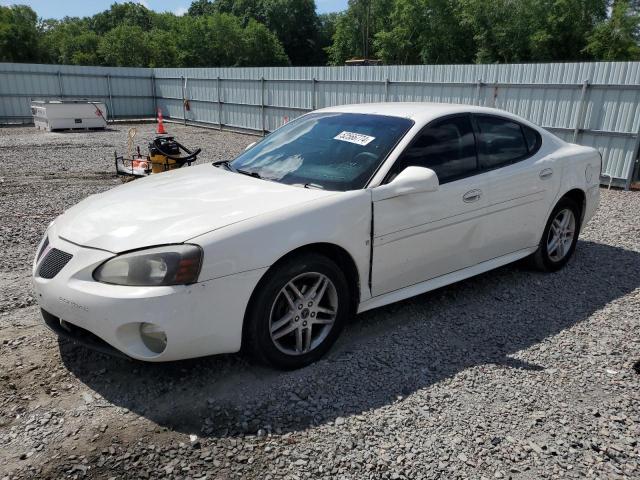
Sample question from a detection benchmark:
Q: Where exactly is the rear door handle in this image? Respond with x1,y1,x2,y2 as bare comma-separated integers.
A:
539,168,553,180
463,189,482,203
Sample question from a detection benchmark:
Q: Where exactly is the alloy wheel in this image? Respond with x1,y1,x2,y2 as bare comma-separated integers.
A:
269,272,338,356
547,208,576,262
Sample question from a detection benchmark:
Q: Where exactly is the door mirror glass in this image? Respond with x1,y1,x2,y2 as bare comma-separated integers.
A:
372,166,439,201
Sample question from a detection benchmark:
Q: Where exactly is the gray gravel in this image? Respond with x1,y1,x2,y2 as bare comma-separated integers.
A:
1,123,639,480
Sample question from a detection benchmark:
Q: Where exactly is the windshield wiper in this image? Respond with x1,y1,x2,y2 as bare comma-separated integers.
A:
236,168,263,179
212,159,234,171
303,183,325,190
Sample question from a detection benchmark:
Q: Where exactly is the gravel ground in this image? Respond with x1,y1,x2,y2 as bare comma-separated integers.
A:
1,123,639,480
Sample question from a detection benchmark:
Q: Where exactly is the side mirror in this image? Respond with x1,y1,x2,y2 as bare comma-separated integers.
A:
372,166,439,201
245,141,256,151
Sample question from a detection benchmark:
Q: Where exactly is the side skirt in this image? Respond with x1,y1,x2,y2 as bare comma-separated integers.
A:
357,247,537,313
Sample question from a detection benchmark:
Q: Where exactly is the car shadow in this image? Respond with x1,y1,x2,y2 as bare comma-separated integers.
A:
58,240,640,438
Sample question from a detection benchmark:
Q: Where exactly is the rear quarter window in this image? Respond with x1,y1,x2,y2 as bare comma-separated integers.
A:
474,115,540,170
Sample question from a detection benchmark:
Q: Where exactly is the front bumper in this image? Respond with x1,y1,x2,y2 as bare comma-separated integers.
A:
33,234,267,362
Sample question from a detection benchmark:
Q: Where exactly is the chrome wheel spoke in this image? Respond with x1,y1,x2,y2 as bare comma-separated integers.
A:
269,271,339,356
295,327,304,353
287,281,304,300
270,312,293,333
302,327,312,352
316,305,336,316
306,276,324,300
312,317,334,325
282,288,296,310
272,321,297,340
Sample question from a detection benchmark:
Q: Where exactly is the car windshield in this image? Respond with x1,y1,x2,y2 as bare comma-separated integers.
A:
229,112,414,191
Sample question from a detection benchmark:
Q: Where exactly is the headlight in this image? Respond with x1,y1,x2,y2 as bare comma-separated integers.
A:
93,244,202,286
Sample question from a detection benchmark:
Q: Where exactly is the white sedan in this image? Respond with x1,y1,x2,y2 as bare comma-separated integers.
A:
33,103,600,369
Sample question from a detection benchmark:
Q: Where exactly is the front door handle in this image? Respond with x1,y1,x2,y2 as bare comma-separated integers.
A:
463,189,482,203
539,168,553,180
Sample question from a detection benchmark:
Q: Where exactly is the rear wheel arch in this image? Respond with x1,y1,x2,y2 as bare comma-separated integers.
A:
559,188,586,222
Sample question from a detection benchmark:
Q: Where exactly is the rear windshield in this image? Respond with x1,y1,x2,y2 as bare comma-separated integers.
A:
230,112,414,191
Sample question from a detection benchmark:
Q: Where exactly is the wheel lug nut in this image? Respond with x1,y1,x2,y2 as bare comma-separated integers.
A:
298,305,302,310
295,316,299,321
303,321,307,326
311,312,315,317
308,302,313,307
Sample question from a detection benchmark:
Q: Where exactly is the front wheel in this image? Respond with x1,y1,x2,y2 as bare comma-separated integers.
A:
244,253,351,369
530,198,581,272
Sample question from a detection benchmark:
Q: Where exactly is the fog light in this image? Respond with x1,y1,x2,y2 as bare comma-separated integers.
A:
139,322,167,354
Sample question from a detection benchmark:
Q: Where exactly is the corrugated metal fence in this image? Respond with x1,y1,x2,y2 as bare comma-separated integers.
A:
0,63,155,121
2,62,639,187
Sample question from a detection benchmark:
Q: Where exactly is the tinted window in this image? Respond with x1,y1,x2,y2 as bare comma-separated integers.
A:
388,115,478,184
475,116,528,169
523,125,540,153
230,113,413,191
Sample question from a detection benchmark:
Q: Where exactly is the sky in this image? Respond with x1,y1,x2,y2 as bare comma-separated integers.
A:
0,0,349,18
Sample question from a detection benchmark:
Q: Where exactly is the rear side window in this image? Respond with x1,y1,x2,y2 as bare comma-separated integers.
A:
522,125,541,152
475,115,532,170
388,115,478,184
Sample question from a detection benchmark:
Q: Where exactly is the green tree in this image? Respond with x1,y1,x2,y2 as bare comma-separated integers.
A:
326,0,394,64
89,2,154,35
176,13,247,66
188,0,216,16
584,0,640,59
457,0,537,63
529,0,608,61
240,19,290,65
196,0,322,65
0,5,40,62
146,29,180,67
98,24,152,66
40,18,101,65
374,0,475,64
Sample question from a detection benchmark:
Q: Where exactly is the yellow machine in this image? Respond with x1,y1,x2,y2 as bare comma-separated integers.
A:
115,128,201,179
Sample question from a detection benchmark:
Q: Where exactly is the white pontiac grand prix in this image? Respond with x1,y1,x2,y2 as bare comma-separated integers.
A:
33,103,601,369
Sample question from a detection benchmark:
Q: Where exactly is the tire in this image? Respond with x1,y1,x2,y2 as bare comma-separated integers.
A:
243,253,351,370
530,197,582,272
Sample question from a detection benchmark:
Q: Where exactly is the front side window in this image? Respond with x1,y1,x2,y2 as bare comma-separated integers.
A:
475,115,532,169
387,115,478,184
229,113,413,191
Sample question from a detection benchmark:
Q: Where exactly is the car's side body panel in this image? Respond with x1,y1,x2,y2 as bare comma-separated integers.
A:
371,173,488,296
480,149,560,259
359,247,537,313
543,143,602,229
191,189,373,302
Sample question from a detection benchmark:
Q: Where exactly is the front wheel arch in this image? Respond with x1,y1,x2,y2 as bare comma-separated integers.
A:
240,243,360,352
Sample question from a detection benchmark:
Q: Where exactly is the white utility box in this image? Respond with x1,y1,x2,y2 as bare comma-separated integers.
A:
31,100,108,131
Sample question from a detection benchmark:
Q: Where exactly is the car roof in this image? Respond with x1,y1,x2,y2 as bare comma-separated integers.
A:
316,102,526,126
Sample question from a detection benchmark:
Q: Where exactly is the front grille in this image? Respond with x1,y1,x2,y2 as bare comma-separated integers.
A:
38,248,73,279
36,236,49,262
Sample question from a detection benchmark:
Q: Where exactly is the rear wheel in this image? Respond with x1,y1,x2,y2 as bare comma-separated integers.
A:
244,253,350,369
530,197,581,272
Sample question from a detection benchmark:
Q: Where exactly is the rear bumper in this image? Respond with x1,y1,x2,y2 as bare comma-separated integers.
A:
33,234,267,362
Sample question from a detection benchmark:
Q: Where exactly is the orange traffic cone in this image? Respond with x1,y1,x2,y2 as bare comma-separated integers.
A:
156,108,167,135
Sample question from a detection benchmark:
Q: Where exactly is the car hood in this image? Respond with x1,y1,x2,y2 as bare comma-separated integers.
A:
55,164,336,252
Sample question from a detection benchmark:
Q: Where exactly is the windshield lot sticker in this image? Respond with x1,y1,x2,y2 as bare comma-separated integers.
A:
334,131,375,146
